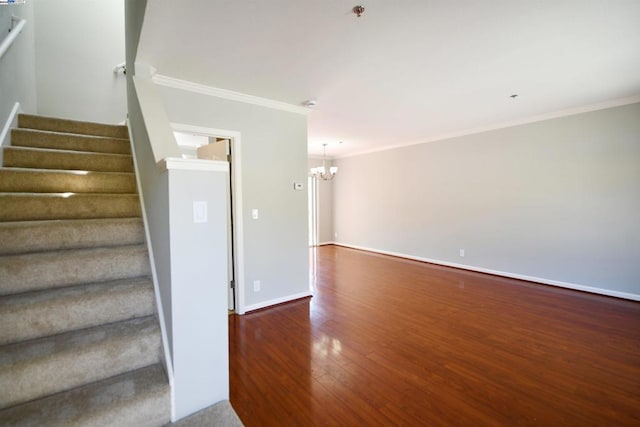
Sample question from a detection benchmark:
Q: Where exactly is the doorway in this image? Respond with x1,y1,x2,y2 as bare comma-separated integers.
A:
172,124,245,314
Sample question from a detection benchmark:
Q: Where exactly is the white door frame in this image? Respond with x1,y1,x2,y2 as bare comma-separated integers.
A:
308,175,318,247
171,123,246,315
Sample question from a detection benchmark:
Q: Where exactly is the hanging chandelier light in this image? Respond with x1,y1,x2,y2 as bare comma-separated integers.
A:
310,143,338,181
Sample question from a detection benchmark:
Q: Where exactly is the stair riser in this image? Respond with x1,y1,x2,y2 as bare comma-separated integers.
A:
11,128,131,155
2,148,134,173
0,218,145,256
0,194,141,222
0,280,155,345
0,365,170,426
0,170,136,194
0,246,151,295
0,318,161,409
18,114,129,139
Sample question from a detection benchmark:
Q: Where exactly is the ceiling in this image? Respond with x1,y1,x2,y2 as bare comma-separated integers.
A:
137,0,640,157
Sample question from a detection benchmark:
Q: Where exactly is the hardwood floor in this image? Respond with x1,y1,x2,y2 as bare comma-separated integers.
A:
229,245,640,426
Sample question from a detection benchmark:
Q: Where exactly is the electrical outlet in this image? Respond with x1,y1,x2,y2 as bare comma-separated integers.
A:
252,209,259,220
253,280,261,292
459,249,465,257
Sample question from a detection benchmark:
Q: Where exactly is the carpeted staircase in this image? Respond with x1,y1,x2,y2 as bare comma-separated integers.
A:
0,114,170,426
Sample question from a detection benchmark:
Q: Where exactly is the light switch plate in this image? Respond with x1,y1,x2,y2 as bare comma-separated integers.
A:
294,182,304,190
193,201,207,223
251,209,259,220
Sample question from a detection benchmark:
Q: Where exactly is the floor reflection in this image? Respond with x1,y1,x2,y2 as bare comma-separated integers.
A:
312,334,342,358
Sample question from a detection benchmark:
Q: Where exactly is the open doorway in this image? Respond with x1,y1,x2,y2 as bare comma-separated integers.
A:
172,125,245,314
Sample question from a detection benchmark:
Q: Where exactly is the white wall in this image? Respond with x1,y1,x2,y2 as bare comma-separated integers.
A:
34,0,126,123
158,86,310,311
0,2,37,146
168,166,229,418
334,103,640,299
308,158,335,244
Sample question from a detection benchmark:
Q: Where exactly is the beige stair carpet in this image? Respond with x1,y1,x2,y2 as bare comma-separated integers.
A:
0,114,170,426
167,401,244,427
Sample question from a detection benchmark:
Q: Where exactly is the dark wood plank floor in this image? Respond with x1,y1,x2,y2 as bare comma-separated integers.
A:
230,245,640,426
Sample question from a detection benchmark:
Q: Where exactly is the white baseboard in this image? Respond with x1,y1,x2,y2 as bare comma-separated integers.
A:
317,241,335,246
243,291,313,313
333,242,640,302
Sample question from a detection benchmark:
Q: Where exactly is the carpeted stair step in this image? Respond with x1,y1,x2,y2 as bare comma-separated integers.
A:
0,244,150,296
0,168,136,194
0,218,144,256
0,316,162,410
0,192,141,222
18,114,129,139
0,364,170,426
167,401,244,427
2,146,133,173
0,277,155,345
11,128,131,155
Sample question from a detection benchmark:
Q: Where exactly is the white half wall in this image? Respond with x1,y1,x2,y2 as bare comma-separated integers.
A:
333,102,640,298
167,164,229,419
34,0,126,123
128,2,229,421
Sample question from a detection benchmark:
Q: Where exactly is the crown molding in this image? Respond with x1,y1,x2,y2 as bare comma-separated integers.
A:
336,95,640,159
152,74,312,116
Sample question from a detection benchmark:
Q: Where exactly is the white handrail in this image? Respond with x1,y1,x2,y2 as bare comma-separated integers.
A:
0,15,26,60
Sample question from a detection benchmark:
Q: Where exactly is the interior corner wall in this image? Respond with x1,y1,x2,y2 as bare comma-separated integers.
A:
0,2,37,127
308,158,335,244
158,85,309,310
333,102,640,297
33,0,126,124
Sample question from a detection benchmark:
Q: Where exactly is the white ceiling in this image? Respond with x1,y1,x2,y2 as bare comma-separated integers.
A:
138,0,640,157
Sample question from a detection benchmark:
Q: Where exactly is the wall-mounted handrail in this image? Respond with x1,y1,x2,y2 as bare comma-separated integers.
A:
0,15,26,60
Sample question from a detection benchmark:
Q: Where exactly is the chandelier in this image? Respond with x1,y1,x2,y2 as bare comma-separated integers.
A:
310,143,338,181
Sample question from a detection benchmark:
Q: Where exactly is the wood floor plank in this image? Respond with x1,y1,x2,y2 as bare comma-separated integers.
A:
230,245,640,426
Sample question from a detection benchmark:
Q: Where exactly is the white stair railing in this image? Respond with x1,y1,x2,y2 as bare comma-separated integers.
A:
0,15,26,60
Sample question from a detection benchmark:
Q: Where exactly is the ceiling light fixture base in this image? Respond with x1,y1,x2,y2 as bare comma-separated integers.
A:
352,5,365,17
